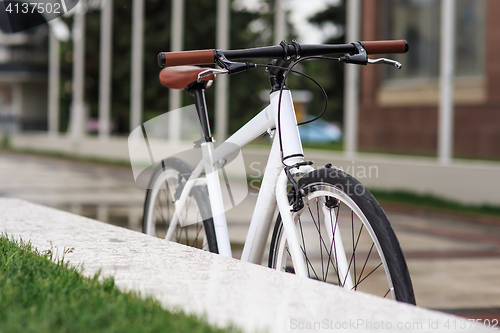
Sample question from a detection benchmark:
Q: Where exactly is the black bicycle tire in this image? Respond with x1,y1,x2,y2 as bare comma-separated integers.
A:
142,157,219,253
268,167,415,304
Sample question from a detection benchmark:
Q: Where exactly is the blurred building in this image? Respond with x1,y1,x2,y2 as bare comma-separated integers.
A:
358,0,498,159
0,26,48,133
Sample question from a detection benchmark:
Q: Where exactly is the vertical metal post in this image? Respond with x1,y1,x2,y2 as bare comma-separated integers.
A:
99,0,113,138
344,0,361,157
69,1,86,138
274,0,286,44
48,33,60,135
168,0,184,143
130,0,144,132
215,0,229,141
438,0,455,164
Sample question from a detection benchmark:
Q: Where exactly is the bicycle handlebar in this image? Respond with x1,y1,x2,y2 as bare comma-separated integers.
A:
159,49,215,68
157,40,408,68
361,40,408,55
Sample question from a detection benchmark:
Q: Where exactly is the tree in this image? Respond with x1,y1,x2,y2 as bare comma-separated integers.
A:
59,0,276,135
302,1,346,125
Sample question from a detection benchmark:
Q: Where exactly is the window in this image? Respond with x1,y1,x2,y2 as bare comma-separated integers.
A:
383,0,486,81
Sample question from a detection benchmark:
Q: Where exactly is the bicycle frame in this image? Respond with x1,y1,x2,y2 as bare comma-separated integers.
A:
162,87,357,282
164,88,329,278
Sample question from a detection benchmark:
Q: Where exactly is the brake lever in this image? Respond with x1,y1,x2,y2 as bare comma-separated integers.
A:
213,50,257,75
197,68,229,82
367,58,402,69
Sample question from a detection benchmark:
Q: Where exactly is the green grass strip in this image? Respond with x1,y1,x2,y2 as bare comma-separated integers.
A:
1,135,9,149
0,235,235,333
370,189,500,219
2,146,131,168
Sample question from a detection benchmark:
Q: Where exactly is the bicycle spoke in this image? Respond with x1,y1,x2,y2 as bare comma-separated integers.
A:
144,161,215,254
355,242,375,287
284,248,296,273
354,262,383,288
306,205,334,270
193,222,203,247
316,199,324,279
322,202,341,285
351,212,357,289
306,204,339,283
331,206,341,286
297,216,312,278
183,204,189,244
155,190,171,235
281,188,395,295
297,216,321,280
174,214,181,241
154,173,172,234
300,245,321,280
345,216,363,290
281,218,319,279
341,210,357,288
163,182,205,247
324,200,341,283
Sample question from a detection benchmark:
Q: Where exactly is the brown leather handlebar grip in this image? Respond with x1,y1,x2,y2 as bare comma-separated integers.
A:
157,49,215,68
360,40,409,55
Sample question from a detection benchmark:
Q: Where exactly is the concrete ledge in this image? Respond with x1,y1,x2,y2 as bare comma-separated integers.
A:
1,198,492,332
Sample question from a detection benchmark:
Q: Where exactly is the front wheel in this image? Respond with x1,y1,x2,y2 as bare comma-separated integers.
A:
268,167,415,304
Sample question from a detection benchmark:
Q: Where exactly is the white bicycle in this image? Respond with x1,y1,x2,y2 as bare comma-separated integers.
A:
142,40,416,304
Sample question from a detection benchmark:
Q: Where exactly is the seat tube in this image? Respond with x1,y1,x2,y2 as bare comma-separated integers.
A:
269,89,304,166
201,141,232,257
190,84,232,257
191,85,212,142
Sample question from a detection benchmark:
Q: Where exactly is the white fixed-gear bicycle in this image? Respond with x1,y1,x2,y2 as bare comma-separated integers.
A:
142,40,416,304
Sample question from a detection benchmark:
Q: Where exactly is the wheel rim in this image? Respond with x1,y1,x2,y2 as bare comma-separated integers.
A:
274,183,396,300
145,169,208,250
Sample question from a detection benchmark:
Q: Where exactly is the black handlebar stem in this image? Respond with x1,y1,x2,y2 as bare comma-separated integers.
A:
267,41,295,91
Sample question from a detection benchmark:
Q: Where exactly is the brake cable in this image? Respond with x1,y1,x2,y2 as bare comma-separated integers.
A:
215,50,342,166
257,56,341,167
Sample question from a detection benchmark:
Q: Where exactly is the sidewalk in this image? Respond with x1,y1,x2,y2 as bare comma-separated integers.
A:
10,132,500,206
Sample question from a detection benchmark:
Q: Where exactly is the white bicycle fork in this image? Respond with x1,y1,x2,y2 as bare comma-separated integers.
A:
271,90,352,284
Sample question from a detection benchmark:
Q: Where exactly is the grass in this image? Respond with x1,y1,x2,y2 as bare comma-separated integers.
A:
1,135,10,149
302,141,344,151
249,139,344,152
0,235,235,333
1,145,131,168
371,189,500,220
